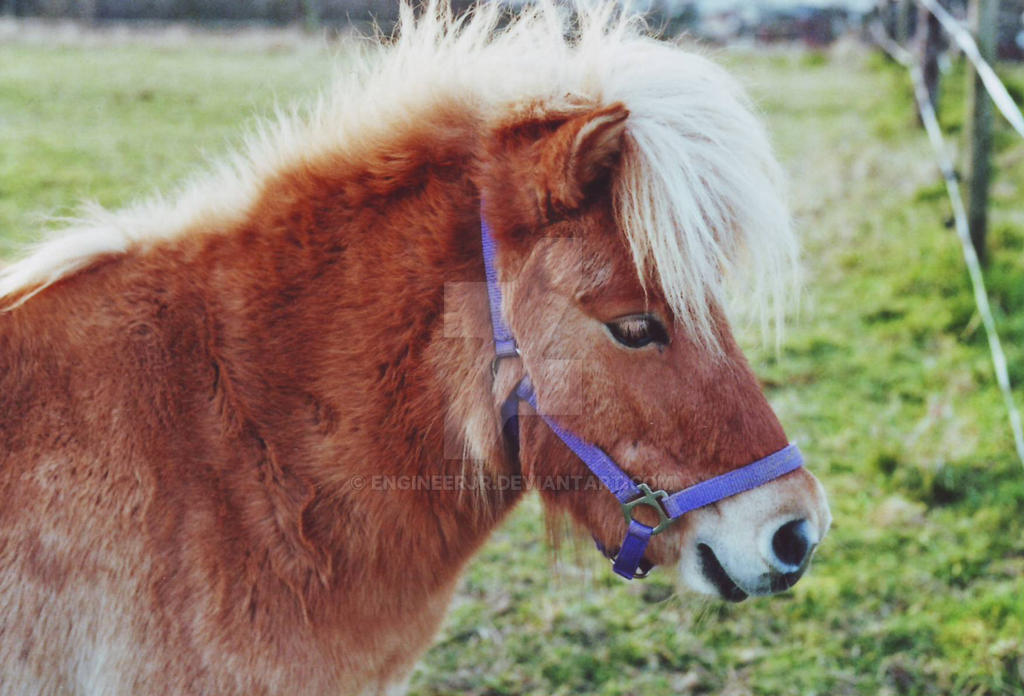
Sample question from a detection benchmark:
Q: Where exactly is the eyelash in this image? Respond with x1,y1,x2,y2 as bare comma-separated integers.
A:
605,314,670,349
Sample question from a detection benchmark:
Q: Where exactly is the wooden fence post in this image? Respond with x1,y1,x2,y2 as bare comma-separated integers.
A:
964,0,997,265
916,4,943,114
895,0,915,43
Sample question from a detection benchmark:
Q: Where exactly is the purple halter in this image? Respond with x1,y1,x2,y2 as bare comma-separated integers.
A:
481,213,804,579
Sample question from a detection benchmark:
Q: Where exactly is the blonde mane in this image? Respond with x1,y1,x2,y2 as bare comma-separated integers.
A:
0,1,796,345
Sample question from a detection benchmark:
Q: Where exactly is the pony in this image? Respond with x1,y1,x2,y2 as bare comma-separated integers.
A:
0,3,830,694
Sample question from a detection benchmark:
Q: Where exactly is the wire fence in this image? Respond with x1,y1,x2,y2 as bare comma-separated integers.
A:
871,3,1024,469
917,0,1024,140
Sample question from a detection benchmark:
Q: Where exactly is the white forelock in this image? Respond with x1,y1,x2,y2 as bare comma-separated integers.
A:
0,1,797,345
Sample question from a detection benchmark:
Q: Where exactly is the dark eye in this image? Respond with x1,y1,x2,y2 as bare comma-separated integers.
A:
605,314,670,349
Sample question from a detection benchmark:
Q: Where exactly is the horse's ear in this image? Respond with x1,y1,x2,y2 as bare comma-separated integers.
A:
538,102,629,214
481,102,629,237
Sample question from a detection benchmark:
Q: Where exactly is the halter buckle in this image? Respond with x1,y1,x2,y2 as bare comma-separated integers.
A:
621,483,674,536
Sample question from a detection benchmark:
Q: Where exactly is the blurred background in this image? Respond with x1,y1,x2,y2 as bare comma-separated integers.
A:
1,0,1020,51
2,1,1023,695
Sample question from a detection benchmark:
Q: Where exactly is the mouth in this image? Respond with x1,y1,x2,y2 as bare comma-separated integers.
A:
697,543,748,603
697,543,808,602
768,566,806,593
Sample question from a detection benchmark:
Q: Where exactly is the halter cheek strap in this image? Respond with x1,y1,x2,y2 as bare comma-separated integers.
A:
481,213,804,579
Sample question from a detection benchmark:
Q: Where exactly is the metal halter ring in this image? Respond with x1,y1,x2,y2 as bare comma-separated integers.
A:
490,347,521,378
604,550,655,579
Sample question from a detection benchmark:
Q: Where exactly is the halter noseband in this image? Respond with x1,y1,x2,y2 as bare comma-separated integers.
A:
481,213,804,579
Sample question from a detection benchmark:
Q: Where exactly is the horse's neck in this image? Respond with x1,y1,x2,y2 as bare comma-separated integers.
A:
202,147,524,597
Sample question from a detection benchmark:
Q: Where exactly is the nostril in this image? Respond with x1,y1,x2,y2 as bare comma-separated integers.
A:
771,519,811,569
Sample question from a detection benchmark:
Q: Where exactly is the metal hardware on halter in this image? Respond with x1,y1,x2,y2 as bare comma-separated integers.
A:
621,483,673,536
479,207,806,580
615,555,653,579
490,345,521,378
593,536,656,578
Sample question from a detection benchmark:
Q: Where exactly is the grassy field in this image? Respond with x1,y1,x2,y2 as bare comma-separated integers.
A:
2,31,1023,696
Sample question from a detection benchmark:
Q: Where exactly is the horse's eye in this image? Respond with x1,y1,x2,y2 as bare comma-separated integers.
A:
605,314,669,349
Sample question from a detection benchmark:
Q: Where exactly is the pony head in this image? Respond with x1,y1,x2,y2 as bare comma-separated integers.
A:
472,8,830,599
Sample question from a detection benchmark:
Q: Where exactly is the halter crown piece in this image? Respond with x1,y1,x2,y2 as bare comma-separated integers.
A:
480,211,804,579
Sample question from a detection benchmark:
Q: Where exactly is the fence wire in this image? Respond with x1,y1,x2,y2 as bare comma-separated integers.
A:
871,20,1024,468
918,0,1024,140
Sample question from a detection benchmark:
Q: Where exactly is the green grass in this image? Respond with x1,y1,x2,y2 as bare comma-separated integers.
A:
2,37,1023,696
0,41,329,254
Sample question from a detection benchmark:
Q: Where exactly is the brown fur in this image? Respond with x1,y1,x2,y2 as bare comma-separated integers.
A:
0,98,823,694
